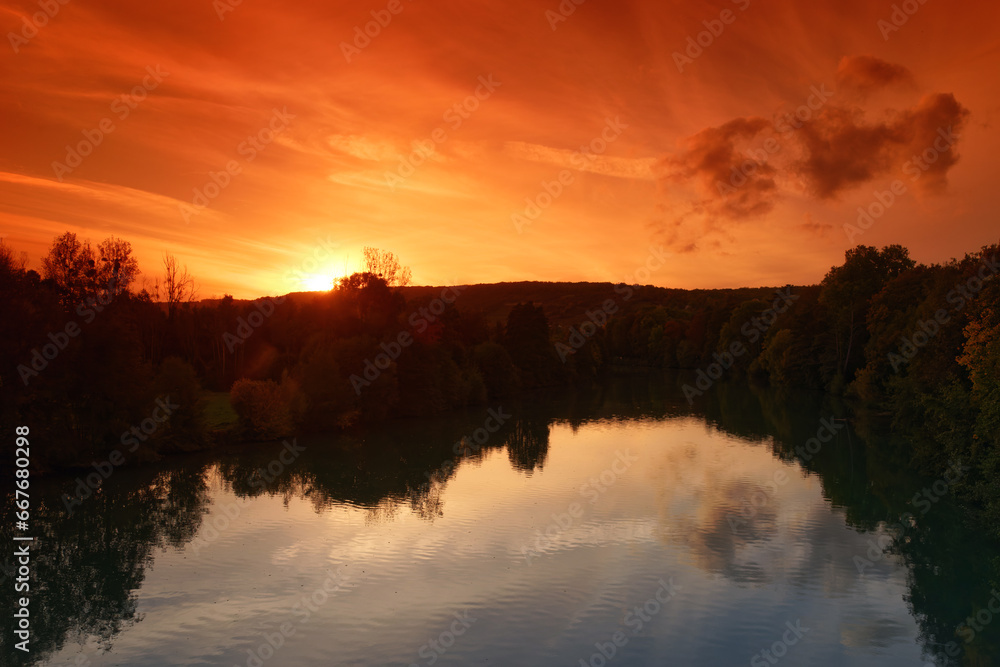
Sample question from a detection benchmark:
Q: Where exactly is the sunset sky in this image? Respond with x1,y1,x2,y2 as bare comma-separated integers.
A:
1,0,997,299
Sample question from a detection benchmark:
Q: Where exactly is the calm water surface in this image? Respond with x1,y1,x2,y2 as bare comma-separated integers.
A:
4,375,999,666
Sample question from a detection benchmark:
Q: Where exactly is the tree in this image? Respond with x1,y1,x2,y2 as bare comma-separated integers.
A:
41,232,96,304
96,237,140,296
819,244,915,387
362,247,412,287
503,302,562,388
335,272,404,333
163,253,196,316
0,239,27,274
958,260,1000,439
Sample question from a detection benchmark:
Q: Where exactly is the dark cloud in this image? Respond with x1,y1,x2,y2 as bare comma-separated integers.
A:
662,59,970,233
796,92,970,198
794,105,905,198
835,55,916,96
895,93,972,192
663,117,780,219
798,214,834,237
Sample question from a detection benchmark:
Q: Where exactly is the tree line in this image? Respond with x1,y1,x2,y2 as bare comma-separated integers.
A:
586,242,1000,533
2,234,998,532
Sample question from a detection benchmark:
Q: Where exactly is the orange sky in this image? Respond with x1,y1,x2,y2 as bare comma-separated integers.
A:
1,0,998,299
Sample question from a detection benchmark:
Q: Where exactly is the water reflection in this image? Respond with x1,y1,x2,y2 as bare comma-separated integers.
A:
0,468,210,664
2,374,998,666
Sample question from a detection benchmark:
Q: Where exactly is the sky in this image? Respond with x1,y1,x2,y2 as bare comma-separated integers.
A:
1,0,997,299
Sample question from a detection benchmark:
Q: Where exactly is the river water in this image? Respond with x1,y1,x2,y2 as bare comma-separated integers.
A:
5,374,999,666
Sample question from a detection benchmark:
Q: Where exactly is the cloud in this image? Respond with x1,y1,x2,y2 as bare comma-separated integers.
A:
793,105,904,198
796,92,970,198
662,117,780,218
658,58,971,252
504,141,657,180
835,55,916,97
797,214,833,237
326,135,398,162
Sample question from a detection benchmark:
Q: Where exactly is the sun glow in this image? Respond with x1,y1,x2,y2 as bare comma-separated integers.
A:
301,273,338,292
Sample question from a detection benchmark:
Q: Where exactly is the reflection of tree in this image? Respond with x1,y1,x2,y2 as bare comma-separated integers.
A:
213,415,519,521
0,465,210,666
505,413,551,473
4,373,998,666
705,376,1000,667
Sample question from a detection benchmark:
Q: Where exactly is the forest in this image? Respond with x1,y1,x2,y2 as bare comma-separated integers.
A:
1,234,998,534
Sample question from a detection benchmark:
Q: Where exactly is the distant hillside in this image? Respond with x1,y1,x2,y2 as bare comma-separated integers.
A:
206,280,810,328
397,281,806,328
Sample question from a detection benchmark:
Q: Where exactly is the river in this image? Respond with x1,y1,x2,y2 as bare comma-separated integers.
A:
4,374,998,666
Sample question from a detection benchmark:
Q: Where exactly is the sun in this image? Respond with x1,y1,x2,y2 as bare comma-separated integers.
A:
302,273,337,292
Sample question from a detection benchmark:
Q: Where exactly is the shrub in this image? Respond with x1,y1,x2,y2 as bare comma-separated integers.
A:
229,375,303,440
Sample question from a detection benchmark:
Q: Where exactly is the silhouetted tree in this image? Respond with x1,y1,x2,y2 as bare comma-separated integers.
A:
96,236,140,297
163,252,196,318
41,232,96,305
362,247,411,287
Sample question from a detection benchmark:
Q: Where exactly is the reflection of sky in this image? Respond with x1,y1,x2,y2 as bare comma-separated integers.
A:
44,418,925,666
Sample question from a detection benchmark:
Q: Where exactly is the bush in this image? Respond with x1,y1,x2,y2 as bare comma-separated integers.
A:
229,375,303,440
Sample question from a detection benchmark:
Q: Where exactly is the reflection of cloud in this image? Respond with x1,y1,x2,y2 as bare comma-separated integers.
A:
509,518,660,561
646,430,904,592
